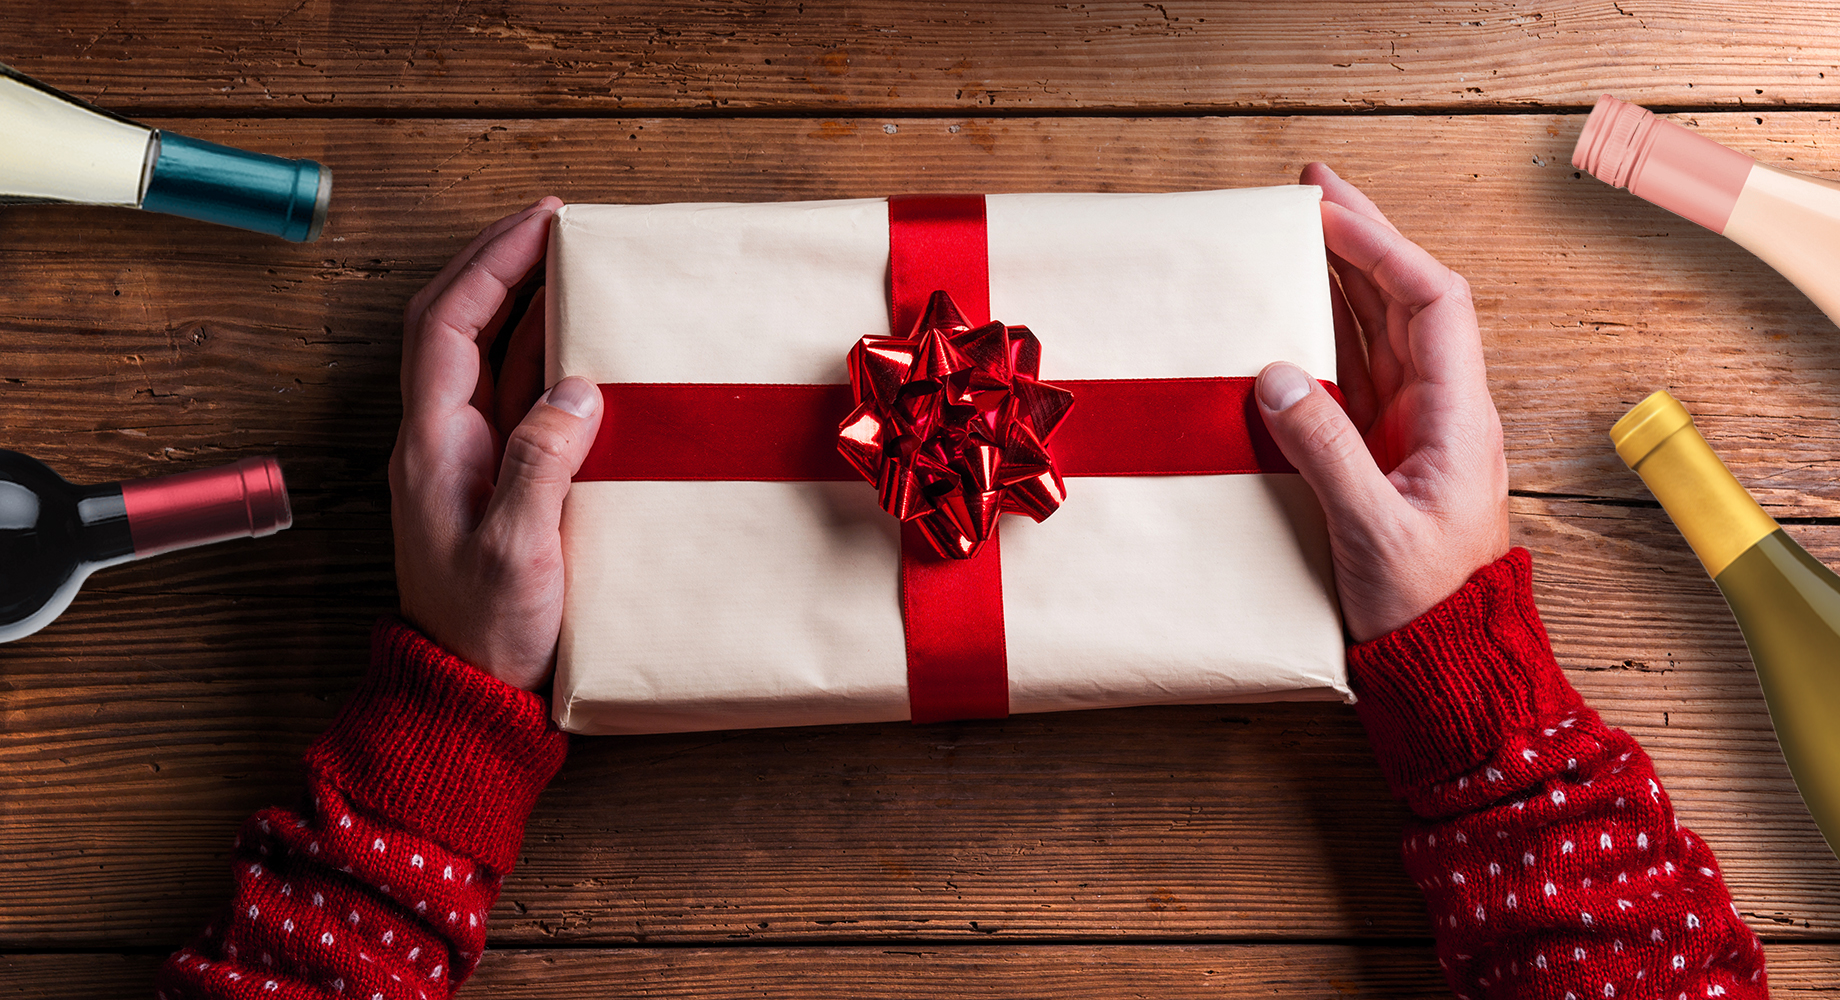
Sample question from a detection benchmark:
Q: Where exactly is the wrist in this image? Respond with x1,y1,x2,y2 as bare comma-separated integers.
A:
1346,548,1586,812
1339,534,1510,644
397,552,562,692
306,618,568,873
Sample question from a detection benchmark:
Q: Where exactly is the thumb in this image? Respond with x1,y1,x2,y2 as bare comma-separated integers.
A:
1255,362,1395,523
482,375,604,544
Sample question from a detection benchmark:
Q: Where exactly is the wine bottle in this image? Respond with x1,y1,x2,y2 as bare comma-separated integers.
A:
1612,390,1840,859
0,450,292,643
1574,94,1840,331
0,62,329,242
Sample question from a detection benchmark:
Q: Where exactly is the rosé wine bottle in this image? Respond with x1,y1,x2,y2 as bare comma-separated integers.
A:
1575,94,1840,331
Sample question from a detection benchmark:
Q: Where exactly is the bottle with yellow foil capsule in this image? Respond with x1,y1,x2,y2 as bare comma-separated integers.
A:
1612,390,1840,858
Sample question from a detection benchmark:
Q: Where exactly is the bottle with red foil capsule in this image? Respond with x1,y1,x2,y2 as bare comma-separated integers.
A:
0,450,291,642
1573,94,1840,330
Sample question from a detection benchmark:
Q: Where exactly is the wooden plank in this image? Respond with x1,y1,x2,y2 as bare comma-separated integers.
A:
4,2,1840,115
3,502,1837,947
7,111,1840,539
7,943,1840,999
7,114,1840,947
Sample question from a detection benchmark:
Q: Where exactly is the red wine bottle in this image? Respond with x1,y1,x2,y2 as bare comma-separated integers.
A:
0,450,292,642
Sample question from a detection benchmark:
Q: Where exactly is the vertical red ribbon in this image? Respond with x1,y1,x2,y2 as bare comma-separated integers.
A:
888,195,1010,723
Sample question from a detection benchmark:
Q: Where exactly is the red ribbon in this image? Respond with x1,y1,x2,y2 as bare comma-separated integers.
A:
576,377,1319,482
839,290,1075,561
574,195,1338,725
885,196,1011,723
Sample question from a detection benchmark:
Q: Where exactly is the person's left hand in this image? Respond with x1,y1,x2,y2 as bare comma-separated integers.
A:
389,197,604,692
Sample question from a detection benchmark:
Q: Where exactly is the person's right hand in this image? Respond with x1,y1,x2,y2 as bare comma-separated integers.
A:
1255,163,1510,644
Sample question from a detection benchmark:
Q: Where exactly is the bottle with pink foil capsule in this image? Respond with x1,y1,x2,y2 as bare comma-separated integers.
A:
1574,94,1840,330
0,450,291,642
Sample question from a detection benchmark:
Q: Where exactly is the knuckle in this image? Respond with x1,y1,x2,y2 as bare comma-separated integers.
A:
502,422,572,478
1294,404,1360,465
1445,270,1475,305
473,532,518,579
392,416,441,465
387,436,420,491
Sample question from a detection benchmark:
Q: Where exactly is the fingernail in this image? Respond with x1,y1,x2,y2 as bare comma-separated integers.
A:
1257,362,1315,412
544,376,599,418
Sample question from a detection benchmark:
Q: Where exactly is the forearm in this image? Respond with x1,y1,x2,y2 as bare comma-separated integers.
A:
1350,549,1765,999
157,621,567,1000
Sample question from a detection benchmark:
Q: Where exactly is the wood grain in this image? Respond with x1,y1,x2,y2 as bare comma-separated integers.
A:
7,110,1840,579
3,511,1838,947
9,68,1840,997
7,112,1840,957
6,943,1840,999
3,2,1840,115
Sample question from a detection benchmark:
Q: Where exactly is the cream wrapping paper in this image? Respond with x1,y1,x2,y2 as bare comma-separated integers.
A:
547,188,1351,735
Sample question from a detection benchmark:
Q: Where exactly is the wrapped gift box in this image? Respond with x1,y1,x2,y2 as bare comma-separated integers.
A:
547,188,1350,735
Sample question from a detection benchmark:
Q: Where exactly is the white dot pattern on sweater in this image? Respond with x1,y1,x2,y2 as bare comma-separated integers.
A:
154,781,506,1000
1397,706,1767,999
157,603,1765,1000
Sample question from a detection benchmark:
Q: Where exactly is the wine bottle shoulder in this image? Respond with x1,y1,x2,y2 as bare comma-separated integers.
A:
1717,530,1840,632
0,65,151,206
1713,530,1840,857
0,451,88,640
1720,163,1840,329
0,449,134,563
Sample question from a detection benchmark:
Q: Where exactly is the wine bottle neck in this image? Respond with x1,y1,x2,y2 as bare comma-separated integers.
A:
1612,391,1778,579
72,484,134,566
140,131,330,242
117,456,293,559
1572,94,1756,235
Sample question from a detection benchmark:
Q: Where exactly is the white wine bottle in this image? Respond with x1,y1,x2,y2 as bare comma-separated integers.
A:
1612,390,1840,859
0,62,329,241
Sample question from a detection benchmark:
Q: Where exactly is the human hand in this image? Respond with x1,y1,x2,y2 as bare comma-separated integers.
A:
390,197,605,691
1255,163,1510,644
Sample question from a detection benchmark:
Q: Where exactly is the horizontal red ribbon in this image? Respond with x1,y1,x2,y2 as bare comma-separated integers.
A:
574,377,1341,483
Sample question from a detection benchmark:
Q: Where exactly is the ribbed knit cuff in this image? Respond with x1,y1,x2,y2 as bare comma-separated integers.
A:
305,618,569,876
1348,548,1587,806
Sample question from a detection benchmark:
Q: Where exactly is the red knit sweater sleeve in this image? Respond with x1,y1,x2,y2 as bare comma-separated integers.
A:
1350,548,1766,1000
155,620,568,1000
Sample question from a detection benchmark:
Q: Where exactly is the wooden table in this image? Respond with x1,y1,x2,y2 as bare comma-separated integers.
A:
4,4,1839,996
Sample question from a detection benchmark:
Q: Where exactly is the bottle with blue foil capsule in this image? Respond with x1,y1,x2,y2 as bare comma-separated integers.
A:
0,62,329,242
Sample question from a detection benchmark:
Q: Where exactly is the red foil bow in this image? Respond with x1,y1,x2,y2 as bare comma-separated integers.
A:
838,290,1076,560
